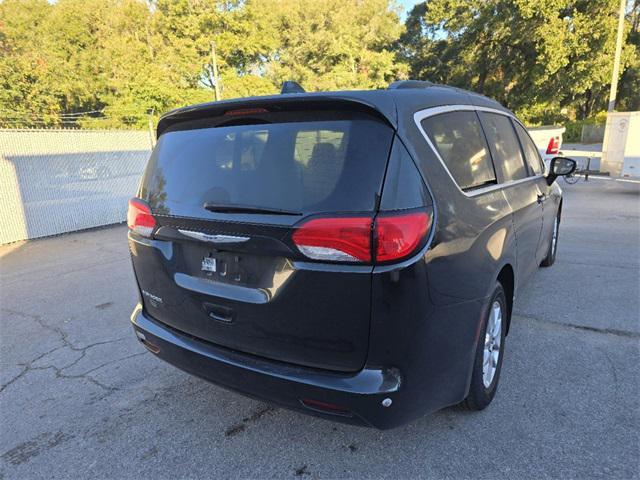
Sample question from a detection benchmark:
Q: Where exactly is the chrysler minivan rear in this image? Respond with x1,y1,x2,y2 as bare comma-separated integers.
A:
129,83,572,429
130,109,396,373
128,97,441,427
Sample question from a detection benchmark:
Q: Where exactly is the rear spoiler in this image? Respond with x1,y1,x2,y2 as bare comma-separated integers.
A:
156,92,398,137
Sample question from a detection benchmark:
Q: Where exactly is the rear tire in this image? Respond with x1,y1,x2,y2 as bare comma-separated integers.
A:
462,283,507,411
540,212,560,267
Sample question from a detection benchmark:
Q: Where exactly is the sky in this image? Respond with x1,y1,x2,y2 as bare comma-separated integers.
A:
397,0,423,20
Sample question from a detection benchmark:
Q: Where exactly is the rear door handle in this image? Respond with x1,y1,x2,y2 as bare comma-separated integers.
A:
203,302,235,324
537,194,547,204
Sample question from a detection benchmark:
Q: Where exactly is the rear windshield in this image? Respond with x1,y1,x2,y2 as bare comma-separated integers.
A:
140,115,394,217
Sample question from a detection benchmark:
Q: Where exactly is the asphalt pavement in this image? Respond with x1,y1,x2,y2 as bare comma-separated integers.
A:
1,179,639,479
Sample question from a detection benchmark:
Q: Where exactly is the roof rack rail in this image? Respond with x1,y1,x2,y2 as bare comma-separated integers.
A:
281,81,306,94
388,80,434,90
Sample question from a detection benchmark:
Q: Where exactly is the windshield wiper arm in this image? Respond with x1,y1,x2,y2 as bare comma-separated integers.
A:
203,203,302,216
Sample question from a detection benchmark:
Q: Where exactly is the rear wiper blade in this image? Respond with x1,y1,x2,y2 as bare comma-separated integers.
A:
203,203,302,216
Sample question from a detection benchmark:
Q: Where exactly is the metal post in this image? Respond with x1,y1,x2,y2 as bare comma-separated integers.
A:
586,157,591,181
147,109,156,150
607,0,627,112
211,41,221,102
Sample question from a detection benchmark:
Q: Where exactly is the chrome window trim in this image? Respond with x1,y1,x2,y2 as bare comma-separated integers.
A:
413,105,543,197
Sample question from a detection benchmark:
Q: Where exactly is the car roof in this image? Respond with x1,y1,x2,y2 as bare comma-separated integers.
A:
157,81,513,136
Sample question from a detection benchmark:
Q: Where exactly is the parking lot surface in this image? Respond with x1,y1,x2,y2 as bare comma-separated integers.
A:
1,180,639,479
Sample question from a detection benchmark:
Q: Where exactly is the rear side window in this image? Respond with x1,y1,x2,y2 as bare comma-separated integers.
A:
479,112,528,182
513,122,544,175
141,116,394,217
420,111,496,191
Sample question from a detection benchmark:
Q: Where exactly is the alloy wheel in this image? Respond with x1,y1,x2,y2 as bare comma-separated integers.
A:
483,301,502,388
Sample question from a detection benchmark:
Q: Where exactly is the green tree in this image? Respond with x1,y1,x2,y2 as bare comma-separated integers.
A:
400,0,638,123
259,0,408,91
0,0,60,126
0,0,162,128
151,0,279,99
617,0,640,111
0,0,405,128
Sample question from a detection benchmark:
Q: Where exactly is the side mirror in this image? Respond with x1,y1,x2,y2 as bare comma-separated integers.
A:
546,157,577,185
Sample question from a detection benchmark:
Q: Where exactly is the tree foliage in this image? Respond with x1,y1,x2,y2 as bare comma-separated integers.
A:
0,0,637,129
257,0,407,90
618,0,640,111
400,0,639,123
0,0,404,128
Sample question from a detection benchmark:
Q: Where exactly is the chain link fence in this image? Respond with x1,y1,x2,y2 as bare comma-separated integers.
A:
0,128,152,244
581,124,605,144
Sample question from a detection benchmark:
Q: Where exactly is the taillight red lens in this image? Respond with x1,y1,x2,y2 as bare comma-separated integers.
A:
375,211,432,262
546,136,560,155
292,217,372,262
127,198,156,237
293,211,432,263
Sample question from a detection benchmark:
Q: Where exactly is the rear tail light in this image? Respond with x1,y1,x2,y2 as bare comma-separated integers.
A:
292,217,372,262
127,198,156,238
375,212,431,262
546,136,560,155
292,210,432,264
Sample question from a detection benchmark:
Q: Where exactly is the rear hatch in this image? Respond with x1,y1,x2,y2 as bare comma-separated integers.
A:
129,107,395,372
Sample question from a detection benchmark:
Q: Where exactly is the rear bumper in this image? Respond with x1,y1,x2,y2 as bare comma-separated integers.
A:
130,304,405,429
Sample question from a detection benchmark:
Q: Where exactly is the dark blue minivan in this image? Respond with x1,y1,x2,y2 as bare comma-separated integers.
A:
127,81,576,428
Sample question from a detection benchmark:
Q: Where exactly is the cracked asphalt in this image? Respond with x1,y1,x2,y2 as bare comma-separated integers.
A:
1,180,639,479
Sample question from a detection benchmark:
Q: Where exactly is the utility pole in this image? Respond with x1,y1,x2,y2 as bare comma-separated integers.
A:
608,0,627,112
210,41,221,102
147,108,156,150
602,0,629,177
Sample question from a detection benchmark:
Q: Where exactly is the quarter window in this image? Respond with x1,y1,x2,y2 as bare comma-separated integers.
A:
479,112,528,182
513,122,544,175
421,111,496,191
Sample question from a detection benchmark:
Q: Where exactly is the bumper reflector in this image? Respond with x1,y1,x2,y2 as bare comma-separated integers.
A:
300,398,352,417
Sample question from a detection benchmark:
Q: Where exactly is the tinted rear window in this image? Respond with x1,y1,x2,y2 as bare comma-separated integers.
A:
140,116,394,217
513,122,544,175
421,111,496,191
479,112,528,182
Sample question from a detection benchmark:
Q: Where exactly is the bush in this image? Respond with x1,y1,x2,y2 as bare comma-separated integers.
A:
563,113,607,143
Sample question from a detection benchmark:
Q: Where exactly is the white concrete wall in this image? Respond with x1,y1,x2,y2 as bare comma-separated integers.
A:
0,129,151,244
601,112,640,178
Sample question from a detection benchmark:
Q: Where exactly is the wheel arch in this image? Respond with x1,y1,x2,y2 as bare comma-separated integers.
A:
496,264,515,335
558,198,563,221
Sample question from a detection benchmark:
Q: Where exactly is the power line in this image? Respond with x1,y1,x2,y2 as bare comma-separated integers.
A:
0,109,157,118
0,114,151,121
